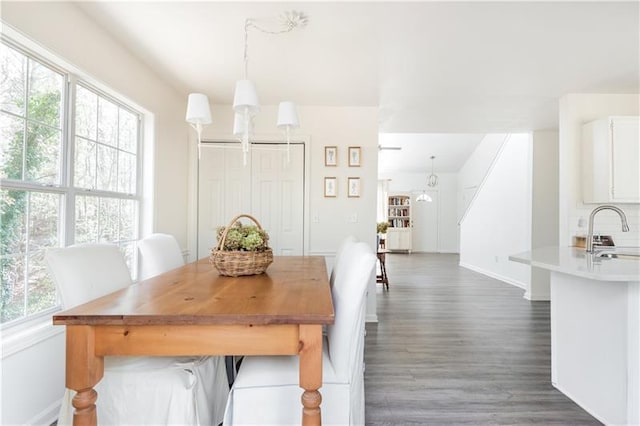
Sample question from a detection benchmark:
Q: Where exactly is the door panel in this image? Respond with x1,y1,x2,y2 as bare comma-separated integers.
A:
251,145,304,256
198,146,251,257
198,143,304,258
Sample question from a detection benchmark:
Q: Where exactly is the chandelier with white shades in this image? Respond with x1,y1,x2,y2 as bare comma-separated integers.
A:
416,155,438,202
186,11,308,164
426,155,438,187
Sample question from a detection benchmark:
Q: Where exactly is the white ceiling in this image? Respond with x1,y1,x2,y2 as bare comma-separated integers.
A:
378,133,486,175
75,1,639,173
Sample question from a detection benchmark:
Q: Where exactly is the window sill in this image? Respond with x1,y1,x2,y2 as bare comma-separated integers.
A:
1,314,64,359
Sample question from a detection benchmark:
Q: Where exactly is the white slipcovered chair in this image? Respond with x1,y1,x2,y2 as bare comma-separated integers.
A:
47,243,229,426
138,232,236,386
223,242,376,425
329,235,358,287
138,233,185,280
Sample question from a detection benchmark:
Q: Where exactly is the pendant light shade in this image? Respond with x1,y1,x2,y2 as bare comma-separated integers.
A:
277,101,299,129
416,191,432,202
233,80,260,114
185,93,211,159
277,101,299,163
185,93,212,125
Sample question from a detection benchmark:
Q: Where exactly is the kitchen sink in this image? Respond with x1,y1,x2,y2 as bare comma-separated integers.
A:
595,247,640,260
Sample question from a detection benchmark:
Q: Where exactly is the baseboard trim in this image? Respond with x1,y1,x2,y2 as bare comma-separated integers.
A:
552,382,609,425
366,314,378,323
523,291,551,301
459,262,526,290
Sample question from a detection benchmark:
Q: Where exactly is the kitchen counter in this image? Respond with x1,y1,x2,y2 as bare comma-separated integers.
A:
509,245,639,425
509,246,639,282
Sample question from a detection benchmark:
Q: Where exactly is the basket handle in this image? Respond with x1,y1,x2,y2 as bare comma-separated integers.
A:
217,214,264,251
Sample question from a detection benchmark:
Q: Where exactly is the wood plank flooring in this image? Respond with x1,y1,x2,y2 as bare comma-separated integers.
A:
364,253,600,425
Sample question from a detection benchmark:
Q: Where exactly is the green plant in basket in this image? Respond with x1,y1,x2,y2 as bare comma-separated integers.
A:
211,214,273,277
216,223,270,252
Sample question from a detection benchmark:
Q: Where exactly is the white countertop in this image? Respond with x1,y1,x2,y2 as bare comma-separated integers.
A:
509,246,640,282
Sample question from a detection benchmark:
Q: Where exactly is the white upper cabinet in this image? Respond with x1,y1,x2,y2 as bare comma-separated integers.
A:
582,116,640,203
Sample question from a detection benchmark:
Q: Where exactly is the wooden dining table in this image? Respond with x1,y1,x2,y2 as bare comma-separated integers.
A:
53,255,335,426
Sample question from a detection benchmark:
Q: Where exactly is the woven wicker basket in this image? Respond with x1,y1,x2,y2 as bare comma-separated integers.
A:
210,214,273,277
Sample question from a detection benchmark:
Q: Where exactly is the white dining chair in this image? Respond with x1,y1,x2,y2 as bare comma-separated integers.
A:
138,232,238,387
47,243,229,426
223,242,376,425
138,233,185,280
329,235,358,287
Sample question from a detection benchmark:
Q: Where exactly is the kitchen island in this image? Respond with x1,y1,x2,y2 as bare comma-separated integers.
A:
510,246,639,425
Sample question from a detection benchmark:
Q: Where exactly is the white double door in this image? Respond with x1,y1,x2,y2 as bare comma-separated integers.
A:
197,142,305,258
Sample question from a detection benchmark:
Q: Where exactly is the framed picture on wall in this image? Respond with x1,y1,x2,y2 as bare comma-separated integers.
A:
348,177,361,198
348,146,361,167
325,146,338,166
324,177,337,197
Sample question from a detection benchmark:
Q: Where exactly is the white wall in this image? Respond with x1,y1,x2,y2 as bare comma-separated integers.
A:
1,3,195,424
1,328,66,426
459,134,532,290
198,105,378,252
387,173,459,252
195,104,380,321
529,130,559,300
457,134,508,222
558,94,640,248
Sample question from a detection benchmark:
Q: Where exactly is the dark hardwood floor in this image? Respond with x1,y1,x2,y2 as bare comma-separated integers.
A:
364,253,600,425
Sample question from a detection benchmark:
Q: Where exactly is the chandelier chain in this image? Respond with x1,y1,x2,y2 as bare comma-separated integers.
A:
242,12,308,79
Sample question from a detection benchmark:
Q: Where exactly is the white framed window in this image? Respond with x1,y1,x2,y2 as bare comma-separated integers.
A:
0,38,142,327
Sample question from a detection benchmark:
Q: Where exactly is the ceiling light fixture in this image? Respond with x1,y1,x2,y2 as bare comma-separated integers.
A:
234,11,307,165
416,155,438,203
186,11,307,164
416,190,432,203
427,155,438,187
185,93,212,159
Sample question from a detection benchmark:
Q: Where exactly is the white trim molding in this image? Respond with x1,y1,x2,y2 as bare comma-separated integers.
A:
459,261,527,291
1,317,64,359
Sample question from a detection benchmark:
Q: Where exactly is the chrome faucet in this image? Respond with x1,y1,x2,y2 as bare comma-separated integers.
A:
586,205,630,252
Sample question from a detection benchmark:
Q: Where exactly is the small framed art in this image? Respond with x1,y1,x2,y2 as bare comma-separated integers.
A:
325,146,338,166
348,177,361,198
348,146,361,167
324,177,337,197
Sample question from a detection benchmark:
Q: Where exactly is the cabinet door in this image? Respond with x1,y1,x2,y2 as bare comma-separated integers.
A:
398,230,412,251
386,230,400,250
611,117,640,201
387,229,412,251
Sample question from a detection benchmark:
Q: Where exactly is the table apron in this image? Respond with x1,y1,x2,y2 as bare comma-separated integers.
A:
91,324,302,356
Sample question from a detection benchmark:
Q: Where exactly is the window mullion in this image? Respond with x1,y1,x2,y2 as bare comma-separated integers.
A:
22,192,31,317
136,114,143,242
116,108,121,194
21,58,30,181
0,179,66,194
94,97,100,191
65,75,77,247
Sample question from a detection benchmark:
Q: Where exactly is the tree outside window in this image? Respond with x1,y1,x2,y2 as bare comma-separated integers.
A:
0,41,141,325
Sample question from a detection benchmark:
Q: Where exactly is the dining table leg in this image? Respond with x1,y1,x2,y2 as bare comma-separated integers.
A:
299,324,323,426
66,325,104,426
